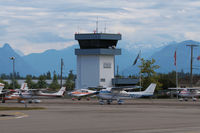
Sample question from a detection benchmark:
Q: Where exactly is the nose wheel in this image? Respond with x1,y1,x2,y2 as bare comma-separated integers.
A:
99,100,104,105
117,100,124,105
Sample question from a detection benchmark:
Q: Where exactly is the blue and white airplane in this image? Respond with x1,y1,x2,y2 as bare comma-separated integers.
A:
97,83,157,105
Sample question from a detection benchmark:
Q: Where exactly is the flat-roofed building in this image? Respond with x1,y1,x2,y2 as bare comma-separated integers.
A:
75,33,121,89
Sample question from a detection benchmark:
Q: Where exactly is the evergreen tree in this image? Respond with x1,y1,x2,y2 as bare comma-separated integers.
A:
49,72,60,90
0,79,9,89
46,71,51,79
64,70,75,91
37,75,47,89
25,75,36,89
158,71,176,90
9,79,20,89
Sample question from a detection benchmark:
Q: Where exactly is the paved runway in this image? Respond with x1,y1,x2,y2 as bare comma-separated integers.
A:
1,99,200,133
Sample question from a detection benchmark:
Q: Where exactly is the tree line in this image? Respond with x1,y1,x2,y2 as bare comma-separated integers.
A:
0,70,76,91
117,58,200,91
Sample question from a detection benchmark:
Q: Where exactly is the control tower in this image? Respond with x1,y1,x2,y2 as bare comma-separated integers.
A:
75,33,121,89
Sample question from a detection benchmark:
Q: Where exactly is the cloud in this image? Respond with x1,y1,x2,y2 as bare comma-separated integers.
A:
0,0,200,54
24,32,72,43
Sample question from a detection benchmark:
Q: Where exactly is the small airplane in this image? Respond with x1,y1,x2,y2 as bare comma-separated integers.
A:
168,87,200,101
68,89,98,100
0,83,32,103
3,86,66,103
33,87,66,98
0,83,5,95
97,83,156,105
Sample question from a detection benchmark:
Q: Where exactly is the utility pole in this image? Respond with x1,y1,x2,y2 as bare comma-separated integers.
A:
96,17,98,33
10,57,15,89
60,58,64,87
186,44,198,87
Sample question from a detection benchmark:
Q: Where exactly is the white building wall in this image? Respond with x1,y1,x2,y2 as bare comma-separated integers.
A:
99,55,114,87
76,55,100,89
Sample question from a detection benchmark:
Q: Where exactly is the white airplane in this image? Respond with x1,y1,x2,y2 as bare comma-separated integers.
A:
35,87,66,97
168,87,200,101
0,83,4,94
97,83,156,105
68,89,98,100
3,87,66,103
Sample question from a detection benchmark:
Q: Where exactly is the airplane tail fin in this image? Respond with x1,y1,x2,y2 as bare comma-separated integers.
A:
56,87,66,96
0,83,4,93
143,83,157,95
20,83,28,91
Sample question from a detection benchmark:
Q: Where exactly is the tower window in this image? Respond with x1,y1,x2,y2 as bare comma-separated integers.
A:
100,78,106,82
103,63,111,68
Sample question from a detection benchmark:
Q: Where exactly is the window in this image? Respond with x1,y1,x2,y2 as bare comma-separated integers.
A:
100,78,106,82
103,63,111,68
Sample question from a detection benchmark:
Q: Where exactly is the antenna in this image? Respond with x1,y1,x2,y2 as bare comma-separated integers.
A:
96,17,98,33
60,58,64,87
104,23,107,33
77,25,80,33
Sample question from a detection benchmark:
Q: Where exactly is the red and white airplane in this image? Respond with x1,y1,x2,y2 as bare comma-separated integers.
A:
68,89,98,100
169,87,200,101
0,83,5,94
34,87,66,98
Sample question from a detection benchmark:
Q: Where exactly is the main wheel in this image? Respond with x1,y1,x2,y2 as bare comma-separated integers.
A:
99,100,104,105
117,100,124,105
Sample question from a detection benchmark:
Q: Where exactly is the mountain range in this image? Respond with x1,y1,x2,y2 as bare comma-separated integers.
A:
0,44,38,76
1,40,200,76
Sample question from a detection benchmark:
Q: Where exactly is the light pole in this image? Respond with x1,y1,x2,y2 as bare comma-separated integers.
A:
10,57,15,89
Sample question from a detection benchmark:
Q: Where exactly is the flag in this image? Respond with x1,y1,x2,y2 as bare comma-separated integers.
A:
174,50,176,66
197,56,200,60
133,51,141,65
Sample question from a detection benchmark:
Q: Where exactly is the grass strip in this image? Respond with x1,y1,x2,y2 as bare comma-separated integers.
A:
0,107,45,111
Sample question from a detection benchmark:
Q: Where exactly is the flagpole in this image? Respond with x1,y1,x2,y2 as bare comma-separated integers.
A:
139,50,142,91
175,49,178,99
133,50,142,91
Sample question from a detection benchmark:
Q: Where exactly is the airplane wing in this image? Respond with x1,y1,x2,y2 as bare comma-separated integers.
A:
168,87,200,90
79,92,99,97
111,85,141,92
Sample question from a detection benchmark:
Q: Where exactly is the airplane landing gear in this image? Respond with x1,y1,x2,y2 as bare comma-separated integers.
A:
99,100,104,105
2,99,5,103
86,97,90,101
179,98,183,101
78,98,81,101
192,98,197,101
72,98,75,101
107,100,112,104
117,100,124,105
184,98,188,101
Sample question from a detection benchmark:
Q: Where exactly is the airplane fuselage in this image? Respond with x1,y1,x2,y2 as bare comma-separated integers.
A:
98,90,153,100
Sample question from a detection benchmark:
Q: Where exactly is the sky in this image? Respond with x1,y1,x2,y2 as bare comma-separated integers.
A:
0,0,200,55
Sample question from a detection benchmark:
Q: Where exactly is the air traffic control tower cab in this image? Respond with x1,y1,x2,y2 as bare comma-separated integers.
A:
75,33,121,89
